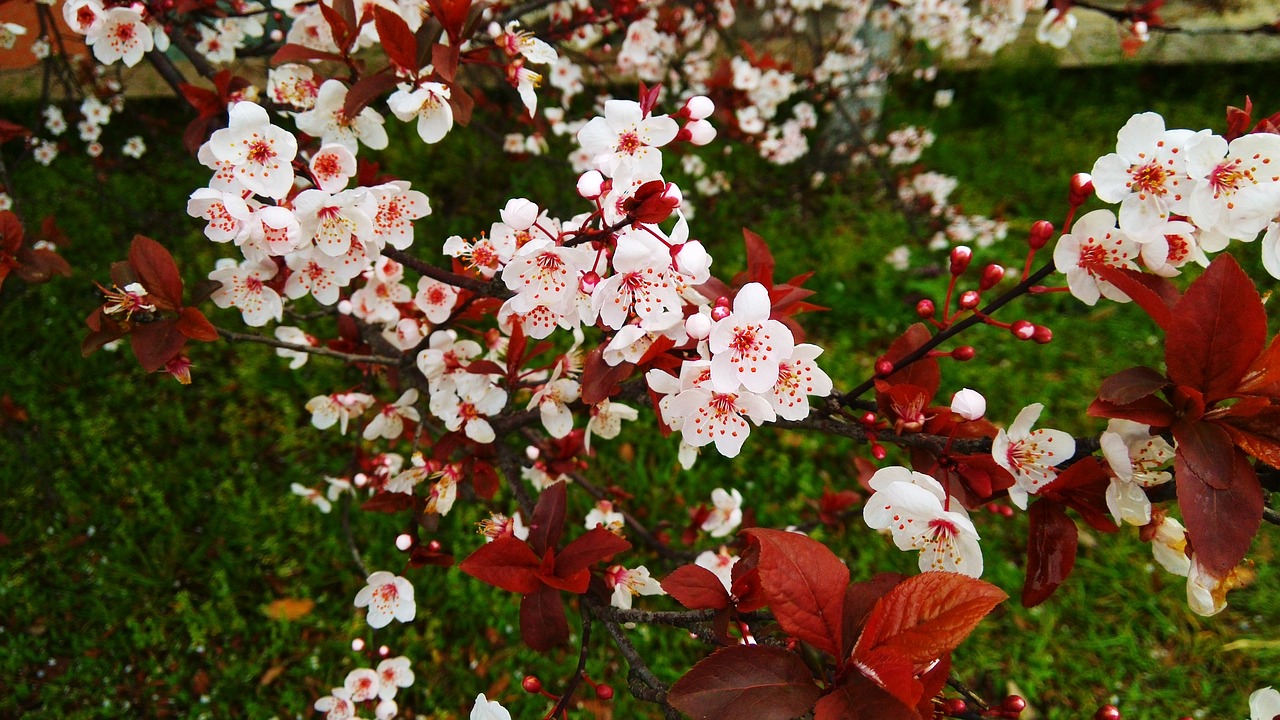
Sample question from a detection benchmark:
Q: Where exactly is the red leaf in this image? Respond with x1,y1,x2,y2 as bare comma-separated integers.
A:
374,6,418,70
1175,444,1263,575
1098,366,1169,404
360,491,414,513
1021,500,1078,607
1237,334,1280,397
742,529,848,657
128,235,184,311
813,672,920,720
343,72,401,119
432,42,459,82
463,359,505,376
131,319,188,373
528,480,566,555
270,43,346,64
554,527,631,579
14,248,71,284
662,565,732,610
1094,265,1178,331
471,461,499,499
320,0,355,51
667,645,821,720
879,324,940,400
424,0,471,42
459,535,543,594
1039,458,1118,534
0,119,31,145
854,572,1006,664
1223,409,1280,468
1173,418,1236,491
741,228,776,287
520,583,568,651
183,116,219,156
0,210,23,252
1226,97,1253,142
852,647,923,708
580,347,634,405
1166,254,1267,403
841,573,907,658
178,82,222,119
1087,394,1176,428
176,307,219,342
447,83,474,126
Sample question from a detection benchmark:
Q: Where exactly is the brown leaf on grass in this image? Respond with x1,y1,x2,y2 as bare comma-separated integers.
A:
263,598,315,621
258,665,286,687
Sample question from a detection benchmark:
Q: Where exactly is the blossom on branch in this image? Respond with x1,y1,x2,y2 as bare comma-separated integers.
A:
992,403,1074,510
354,571,416,628
863,466,983,577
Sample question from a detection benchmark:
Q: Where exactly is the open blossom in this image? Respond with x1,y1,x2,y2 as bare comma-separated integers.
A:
206,101,297,200
1250,688,1280,720
709,282,795,393
290,482,332,513
696,547,738,592
767,343,833,421
991,403,1075,510
471,694,511,720
863,466,983,577
584,399,638,452
344,668,380,702
208,258,283,326
363,389,421,440
306,392,375,434
1035,7,1076,48
528,367,579,438
577,99,680,182
1185,558,1253,617
700,488,743,538
296,79,389,154
1146,514,1190,577
414,276,459,323
376,656,414,700
429,382,508,444
314,688,355,720
354,571,416,628
604,564,665,610
86,7,152,67
585,500,625,532
309,144,356,192
1099,419,1174,526
293,188,375,257
1184,130,1280,241
1091,112,1201,228
667,383,776,458
388,83,454,144
368,181,431,253
1053,209,1138,306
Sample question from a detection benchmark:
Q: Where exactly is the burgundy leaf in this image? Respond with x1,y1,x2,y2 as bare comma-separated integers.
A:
743,528,849,657
432,42,459,82
528,480,566,555
458,535,542,594
1165,254,1267,403
854,571,1007,664
131,318,187,372
176,307,219,342
852,646,923,708
1175,445,1263,575
1097,366,1169,404
878,323,940,400
373,6,418,70
520,583,568,651
580,347,634,405
841,573,907,659
270,43,346,64
343,72,401,119
1021,500,1078,607
1094,265,1178,331
1087,394,1176,428
1172,418,1236,491
128,235,184,311
737,228,775,288
360,491,414,513
1236,333,1280,397
668,645,821,720
1223,409,1280,469
662,564,732,610
813,672,921,720
554,528,631,579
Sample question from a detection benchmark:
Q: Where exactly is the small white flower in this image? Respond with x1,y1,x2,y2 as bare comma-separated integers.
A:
992,403,1075,509
471,694,511,720
700,488,743,538
354,571,416,628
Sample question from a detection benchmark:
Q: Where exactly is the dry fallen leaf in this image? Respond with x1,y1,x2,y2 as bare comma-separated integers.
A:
259,665,286,686
263,598,314,621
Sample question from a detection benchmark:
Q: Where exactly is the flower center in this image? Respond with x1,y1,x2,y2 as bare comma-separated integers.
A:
1128,162,1167,196
616,131,642,155
247,140,275,165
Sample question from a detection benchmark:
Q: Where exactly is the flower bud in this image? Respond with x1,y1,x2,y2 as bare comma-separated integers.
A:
1029,220,1055,250
674,240,710,279
378,644,390,657
684,95,715,120
1010,320,1035,340
684,119,717,146
949,245,972,275
269,28,283,42
522,675,543,693
1069,172,1094,203
685,312,712,340
1001,695,1027,714
1032,325,1053,344
395,533,412,551
351,638,365,651
874,359,894,377
1094,706,1121,720
500,197,539,231
958,290,980,310
576,170,605,199
711,304,731,321
375,699,398,720
871,444,887,460
941,699,967,716
579,270,601,294
595,683,614,700
661,182,683,208
950,388,986,420
979,263,1004,290
915,298,935,318
860,412,877,426
428,539,442,552
353,473,369,487
953,345,975,361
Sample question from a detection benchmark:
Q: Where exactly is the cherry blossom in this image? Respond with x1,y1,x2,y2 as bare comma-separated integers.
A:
206,101,297,200
502,238,593,312
667,384,776,458
268,63,319,110
1184,131,1280,241
708,282,795,393
1099,419,1174,526
604,564,665,610
290,482,332,513
767,343,833,421
700,488,743,538
592,228,682,330
413,277,459,324
344,667,380,702
306,392,375,434
1090,113,1201,228
388,83,454,144
1250,687,1280,720
528,366,580,438
294,188,376,258
428,382,508,444
585,500,625,532
1035,7,1076,48
991,403,1075,510
863,466,983,577
425,472,458,516
208,258,284,326
273,326,316,369
354,571,416,628
363,389,421,441
471,694,511,720
577,99,680,183
950,388,986,420
86,7,153,67
296,80,389,154
479,512,530,542
367,181,431,253
1052,209,1139,306
584,399,638,452
695,547,738,593
1147,514,1190,577
187,188,250,243
375,699,397,720
314,687,355,720
284,247,353,306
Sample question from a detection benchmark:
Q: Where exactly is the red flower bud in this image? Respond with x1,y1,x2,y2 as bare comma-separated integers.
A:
1094,706,1121,720
522,676,543,694
860,412,877,426
1001,695,1027,714
711,305,731,321
1029,220,1055,250
595,683,614,700
1069,172,1094,203
979,263,1005,290
949,245,972,275
941,698,967,716
1010,320,1035,340
579,271,601,294
1032,325,1053,344
871,444,887,460
915,298,935,318
958,290,981,310
953,345,975,361
874,359,894,377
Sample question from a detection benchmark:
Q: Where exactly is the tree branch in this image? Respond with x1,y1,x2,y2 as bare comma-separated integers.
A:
382,247,512,299
216,327,401,366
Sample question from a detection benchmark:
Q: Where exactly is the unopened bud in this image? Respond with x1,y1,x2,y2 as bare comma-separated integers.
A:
685,312,712,340
395,533,412,551
958,290,980,310
1069,172,1094,203
661,182,683,208
684,119,717,146
979,263,1005,290
874,359,894,377
953,345,975,361
351,638,365,651
269,28,283,42
428,539,442,552
522,675,543,693
1032,325,1053,344
576,170,605,199
684,95,714,120
1029,220,1055,250
378,644,390,657
353,473,368,487
595,683,614,700
1011,320,1035,340
949,245,972,275
950,388,986,420
915,298,935,318
579,270,601,294
1001,695,1027,714
1094,705,1121,720
871,444,887,460
941,698,967,716
711,304,731,321
860,412,877,426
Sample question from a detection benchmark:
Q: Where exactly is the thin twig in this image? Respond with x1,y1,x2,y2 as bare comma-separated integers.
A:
497,442,537,520
545,602,593,720
382,247,511,299
341,494,370,578
216,326,401,365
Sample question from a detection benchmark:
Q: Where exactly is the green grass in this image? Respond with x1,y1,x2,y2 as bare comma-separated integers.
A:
2,58,1279,719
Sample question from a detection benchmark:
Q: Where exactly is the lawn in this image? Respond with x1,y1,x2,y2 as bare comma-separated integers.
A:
1,55,1277,719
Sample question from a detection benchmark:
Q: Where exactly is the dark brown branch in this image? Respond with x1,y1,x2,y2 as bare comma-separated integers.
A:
168,28,219,80
216,326,401,365
545,602,593,720
146,49,190,99
382,247,512,299
497,442,537,521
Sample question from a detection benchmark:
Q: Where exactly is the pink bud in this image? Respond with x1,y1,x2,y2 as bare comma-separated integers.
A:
711,304,731,321
684,119,717,146
860,412,877,426
684,95,714,120
576,170,605,199
1011,320,1035,340
351,638,365,651
1094,706,1121,720
685,312,712,340
950,388,986,420
674,241,710,278
269,28,283,42
579,270,601,294
979,264,1004,290
525,445,540,460
378,645,390,657
953,345,976,361
395,533,412,551
522,676,543,693
353,473,369,487
1069,172,1094,202
1029,220,1055,251
949,245,972,275
958,290,980,310
337,299,353,315
875,359,894,377
1033,325,1053,344
915,298,935,318
871,444,887,460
